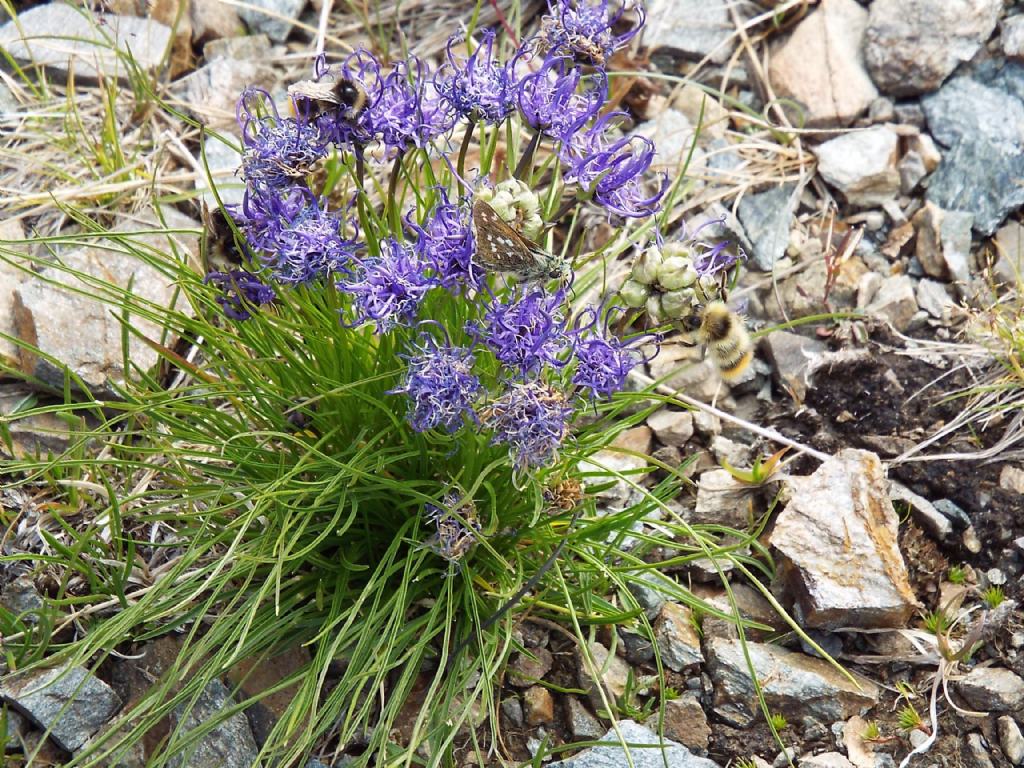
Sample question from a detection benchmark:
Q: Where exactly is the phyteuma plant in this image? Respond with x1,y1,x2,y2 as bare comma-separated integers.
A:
0,1,755,766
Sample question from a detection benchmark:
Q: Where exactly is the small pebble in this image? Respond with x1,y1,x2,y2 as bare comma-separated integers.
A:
998,715,1024,765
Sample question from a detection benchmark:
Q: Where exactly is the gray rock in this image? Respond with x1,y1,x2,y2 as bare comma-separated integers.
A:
190,0,244,42
1005,16,1024,60
0,220,31,367
693,469,753,530
644,0,750,65
635,109,705,179
800,753,855,768
770,449,919,629
654,603,703,672
705,637,879,728
768,0,877,127
548,720,722,768
647,409,694,448
759,330,827,403
813,127,901,207
998,715,1024,765
0,4,172,82
501,696,524,727
3,706,26,749
897,151,929,194
863,0,1002,96
0,385,91,459
915,279,956,322
1000,465,1024,495
10,211,199,400
922,77,1024,235
627,571,668,621
968,733,997,768
646,343,721,401
577,642,631,715
170,44,277,131
912,203,973,284
237,0,305,41
868,97,895,124
168,679,258,768
0,574,44,621
993,220,1024,286
866,275,918,331
509,648,554,688
195,133,245,208
889,481,954,540
738,185,797,271
0,664,121,752
955,667,1024,712
656,692,710,751
934,498,971,529
619,627,655,665
567,697,604,741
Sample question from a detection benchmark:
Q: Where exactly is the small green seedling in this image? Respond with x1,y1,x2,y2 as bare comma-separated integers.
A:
721,447,790,485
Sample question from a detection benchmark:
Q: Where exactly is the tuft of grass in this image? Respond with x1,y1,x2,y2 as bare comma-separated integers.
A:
863,720,881,741
947,565,967,584
982,585,1006,609
767,711,788,732
920,609,953,636
896,704,924,732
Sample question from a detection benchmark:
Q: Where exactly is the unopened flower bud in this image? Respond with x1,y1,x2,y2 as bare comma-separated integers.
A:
697,273,719,300
661,241,694,261
631,248,663,285
657,256,697,290
619,279,650,308
645,293,663,323
660,289,692,319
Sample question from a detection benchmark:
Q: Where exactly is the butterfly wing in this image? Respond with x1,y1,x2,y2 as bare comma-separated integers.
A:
471,199,543,273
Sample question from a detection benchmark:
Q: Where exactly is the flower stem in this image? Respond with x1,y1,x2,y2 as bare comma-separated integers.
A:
514,130,541,182
457,120,476,193
388,152,405,233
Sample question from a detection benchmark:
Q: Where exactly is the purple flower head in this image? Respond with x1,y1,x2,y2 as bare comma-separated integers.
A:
570,306,655,398
237,88,329,190
390,330,481,433
204,270,275,321
337,238,435,332
435,30,520,123
680,218,745,278
364,58,456,155
238,188,357,284
312,49,383,148
483,382,574,470
408,193,481,290
475,286,570,378
541,0,645,66
517,54,606,142
424,492,481,565
565,114,666,217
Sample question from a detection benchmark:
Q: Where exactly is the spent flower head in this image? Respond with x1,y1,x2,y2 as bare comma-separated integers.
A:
238,88,329,190
337,238,435,332
390,331,481,433
424,493,481,565
435,29,521,123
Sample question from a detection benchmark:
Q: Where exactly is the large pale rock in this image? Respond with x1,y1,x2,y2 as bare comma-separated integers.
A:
865,275,918,332
0,4,172,82
653,602,703,672
693,468,753,529
0,664,121,752
955,667,1024,712
644,0,751,65
768,0,877,127
922,77,1024,235
706,637,879,728
549,720,721,768
737,184,797,271
813,127,900,207
656,692,711,751
769,449,918,629
11,211,199,399
863,0,1002,96
1004,16,1024,60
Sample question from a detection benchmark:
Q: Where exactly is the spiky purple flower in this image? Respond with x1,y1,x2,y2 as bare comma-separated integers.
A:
364,59,455,154
391,332,481,433
204,270,275,321
517,54,606,142
313,49,382,148
541,0,645,66
570,308,653,398
435,30,520,123
687,221,744,278
236,188,356,284
237,88,328,190
337,238,435,332
408,194,480,290
475,287,570,377
483,382,573,470
565,114,666,217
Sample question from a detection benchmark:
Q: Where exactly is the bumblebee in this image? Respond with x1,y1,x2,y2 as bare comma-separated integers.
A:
288,76,368,120
684,301,753,381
